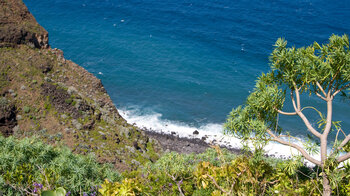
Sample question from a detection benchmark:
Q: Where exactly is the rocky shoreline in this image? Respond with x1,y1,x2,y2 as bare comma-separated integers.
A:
143,128,242,155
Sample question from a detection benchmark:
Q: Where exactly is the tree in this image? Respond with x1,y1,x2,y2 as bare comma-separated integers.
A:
225,34,350,195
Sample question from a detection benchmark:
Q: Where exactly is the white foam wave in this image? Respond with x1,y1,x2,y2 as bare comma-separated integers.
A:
119,108,321,166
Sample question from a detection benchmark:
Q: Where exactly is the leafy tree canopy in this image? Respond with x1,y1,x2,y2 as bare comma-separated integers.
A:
224,34,350,195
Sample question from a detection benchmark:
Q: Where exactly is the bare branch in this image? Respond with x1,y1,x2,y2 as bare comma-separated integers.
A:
266,129,321,165
338,134,350,150
296,111,322,138
337,152,350,163
290,89,321,138
316,82,327,97
333,83,350,97
277,109,297,116
294,84,301,111
339,128,347,138
316,92,327,101
291,91,298,111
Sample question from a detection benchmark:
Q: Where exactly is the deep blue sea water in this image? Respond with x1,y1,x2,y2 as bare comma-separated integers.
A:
24,0,350,140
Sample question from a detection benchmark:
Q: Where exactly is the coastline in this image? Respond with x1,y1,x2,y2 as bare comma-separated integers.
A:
143,128,242,155
119,109,323,165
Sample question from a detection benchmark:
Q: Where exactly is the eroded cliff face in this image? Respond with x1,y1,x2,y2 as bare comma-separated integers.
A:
0,0,161,171
0,0,49,48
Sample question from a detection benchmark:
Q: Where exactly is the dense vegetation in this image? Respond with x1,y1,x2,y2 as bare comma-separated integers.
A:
0,136,340,196
100,148,350,195
0,136,120,195
2,134,350,195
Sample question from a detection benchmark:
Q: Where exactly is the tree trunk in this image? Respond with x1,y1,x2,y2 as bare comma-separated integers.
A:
320,133,331,196
322,174,331,196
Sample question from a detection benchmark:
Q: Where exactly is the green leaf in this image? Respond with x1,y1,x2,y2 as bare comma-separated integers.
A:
41,190,56,196
55,187,67,196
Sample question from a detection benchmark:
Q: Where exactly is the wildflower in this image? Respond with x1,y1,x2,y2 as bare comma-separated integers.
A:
33,182,43,189
66,191,71,196
169,183,173,187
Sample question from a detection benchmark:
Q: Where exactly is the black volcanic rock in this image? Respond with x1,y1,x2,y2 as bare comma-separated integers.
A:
0,99,17,137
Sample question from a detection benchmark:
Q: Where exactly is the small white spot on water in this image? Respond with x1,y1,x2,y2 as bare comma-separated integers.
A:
241,44,245,52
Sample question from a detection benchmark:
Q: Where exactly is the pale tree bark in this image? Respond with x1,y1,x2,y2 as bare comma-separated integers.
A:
266,129,321,165
268,78,350,196
274,86,337,196
319,92,333,196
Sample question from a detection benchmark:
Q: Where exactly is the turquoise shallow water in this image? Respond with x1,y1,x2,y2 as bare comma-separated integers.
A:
24,0,350,139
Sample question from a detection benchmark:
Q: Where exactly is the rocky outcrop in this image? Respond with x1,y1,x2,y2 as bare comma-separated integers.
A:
0,0,161,171
0,0,49,48
0,98,17,137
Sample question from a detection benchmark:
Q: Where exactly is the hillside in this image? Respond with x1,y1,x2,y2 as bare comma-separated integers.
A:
0,0,161,171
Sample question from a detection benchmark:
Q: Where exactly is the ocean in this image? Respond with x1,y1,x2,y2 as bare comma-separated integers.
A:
24,0,350,158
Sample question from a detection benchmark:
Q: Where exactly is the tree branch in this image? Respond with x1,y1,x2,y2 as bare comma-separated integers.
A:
291,91,298,111
266,129,321,165
294,84,301,111
337,152,350,163
290,89,321,138
333,83,350,97
276,109,297,116
296,110,322,138
338,134,350,150
330,131,350,159
316,92,327,101
316,82,327,97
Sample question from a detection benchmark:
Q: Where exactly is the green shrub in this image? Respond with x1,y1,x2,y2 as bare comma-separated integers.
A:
102,146,350,195
0,136,121,195
23,106,30,113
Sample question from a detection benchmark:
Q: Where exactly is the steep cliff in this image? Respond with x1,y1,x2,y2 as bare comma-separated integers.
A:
0,0,160,171
0,0,48,48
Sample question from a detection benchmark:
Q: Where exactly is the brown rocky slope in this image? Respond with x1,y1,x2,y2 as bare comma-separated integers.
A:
0,0,48,48
0,0,161,171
